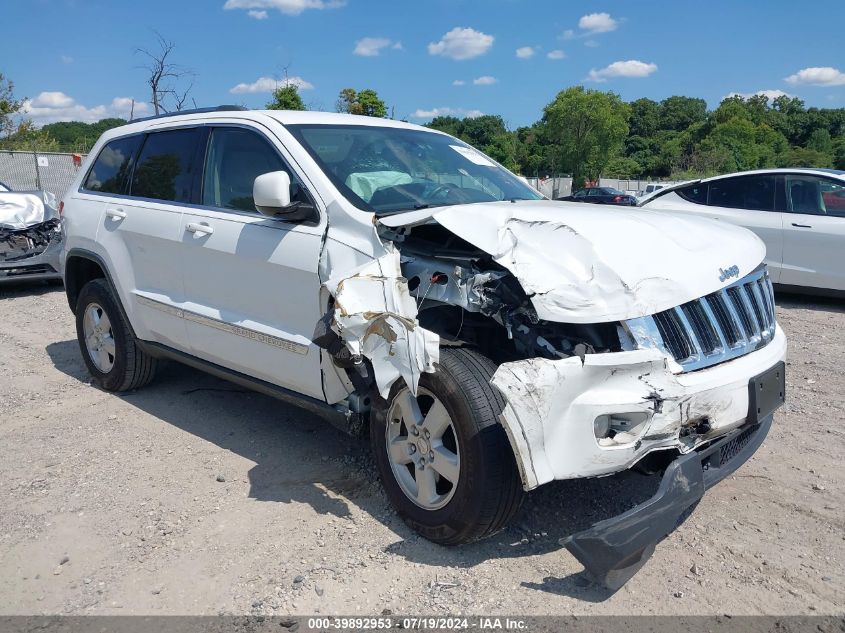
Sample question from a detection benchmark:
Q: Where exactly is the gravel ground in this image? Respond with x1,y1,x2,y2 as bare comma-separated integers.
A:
0,282,842,616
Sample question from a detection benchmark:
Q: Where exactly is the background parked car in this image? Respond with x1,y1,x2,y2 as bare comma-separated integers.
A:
639,168,845,294
0,190,64,285
556,187,637,206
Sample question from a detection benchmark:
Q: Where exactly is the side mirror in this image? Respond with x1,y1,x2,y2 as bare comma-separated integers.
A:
253,171,317,223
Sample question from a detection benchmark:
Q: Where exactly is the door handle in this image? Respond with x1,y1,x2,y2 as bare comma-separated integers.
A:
186,222,214,235
105,208,126,220
791,222,812,228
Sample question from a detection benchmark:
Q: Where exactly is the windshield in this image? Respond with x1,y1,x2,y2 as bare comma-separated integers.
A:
286,124,542,214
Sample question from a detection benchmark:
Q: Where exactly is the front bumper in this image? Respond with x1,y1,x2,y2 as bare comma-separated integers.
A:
0,235,62,283
563,410,775,589
492,325,787,489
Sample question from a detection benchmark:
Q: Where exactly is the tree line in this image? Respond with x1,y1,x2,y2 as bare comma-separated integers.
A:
3,68,843,186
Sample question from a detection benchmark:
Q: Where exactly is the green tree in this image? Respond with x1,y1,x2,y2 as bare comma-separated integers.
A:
659,96,707,132
336,88,387,118
266,84,306,111
628,98,660,138
1,72,24,138
788,146,833,168
603,156,641,179
543,86,630,187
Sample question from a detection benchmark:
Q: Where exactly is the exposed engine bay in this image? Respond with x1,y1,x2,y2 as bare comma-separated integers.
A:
380,221,623,365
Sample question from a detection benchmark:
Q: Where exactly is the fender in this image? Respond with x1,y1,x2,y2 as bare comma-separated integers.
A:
63,247,138,339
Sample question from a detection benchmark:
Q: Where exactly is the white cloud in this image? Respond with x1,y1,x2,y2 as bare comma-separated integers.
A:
22,92,149,124
473,75,497,86
60,55,73,64
353,37,401,57
725,89,794,101
784,66,845,87
229,75,314,94
452,80,466,86
410,107,483,120
247,9,268,18
584,39,599,48
428,27,494,60
578,12,618,34
32,92,76,108
587,60,657,82
547,50,566,60
561,29,575,40
516,46,536,59
222,0,344,17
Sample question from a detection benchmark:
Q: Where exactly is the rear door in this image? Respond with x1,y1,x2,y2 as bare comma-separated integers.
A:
89,127,204,348
702,174,784,282
780,174,845,291
179,124,326,399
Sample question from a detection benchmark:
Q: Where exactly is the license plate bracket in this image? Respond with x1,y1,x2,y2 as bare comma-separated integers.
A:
748,361,785,424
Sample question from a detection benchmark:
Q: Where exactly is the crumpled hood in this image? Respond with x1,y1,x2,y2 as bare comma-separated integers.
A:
379,200,765,323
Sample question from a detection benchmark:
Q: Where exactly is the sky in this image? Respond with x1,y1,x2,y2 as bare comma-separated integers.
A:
3,0,845,128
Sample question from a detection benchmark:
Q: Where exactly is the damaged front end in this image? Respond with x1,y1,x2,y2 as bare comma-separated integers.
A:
0,191,63,283
316,201,785,590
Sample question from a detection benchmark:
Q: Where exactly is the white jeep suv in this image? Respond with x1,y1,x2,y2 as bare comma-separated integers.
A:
61,107,787,588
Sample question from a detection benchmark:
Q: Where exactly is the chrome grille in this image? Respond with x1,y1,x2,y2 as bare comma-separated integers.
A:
626,267,776,372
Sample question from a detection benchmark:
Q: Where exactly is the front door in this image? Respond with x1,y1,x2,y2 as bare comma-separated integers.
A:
179,125,326,399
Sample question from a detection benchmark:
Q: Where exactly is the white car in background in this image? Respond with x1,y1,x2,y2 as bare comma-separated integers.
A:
640,168,845,294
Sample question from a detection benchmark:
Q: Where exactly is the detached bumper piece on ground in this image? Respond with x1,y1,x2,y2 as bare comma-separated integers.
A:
0,191,63,283
562,361,785,590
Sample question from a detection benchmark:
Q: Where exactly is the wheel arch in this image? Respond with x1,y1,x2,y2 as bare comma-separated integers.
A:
64,248,136,338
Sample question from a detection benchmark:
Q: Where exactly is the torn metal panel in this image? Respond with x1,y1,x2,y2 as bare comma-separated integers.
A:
324,248,439,398
492,325,787,490
400,253,507,313
379,200,766,323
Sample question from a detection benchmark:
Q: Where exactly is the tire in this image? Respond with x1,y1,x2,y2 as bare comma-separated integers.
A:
370,347,523,545
75,278,157,392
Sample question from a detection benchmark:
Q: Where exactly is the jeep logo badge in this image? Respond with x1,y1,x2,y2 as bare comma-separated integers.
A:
719,265,740,282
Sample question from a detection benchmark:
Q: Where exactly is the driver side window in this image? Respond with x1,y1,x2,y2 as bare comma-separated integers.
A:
202,127,287,212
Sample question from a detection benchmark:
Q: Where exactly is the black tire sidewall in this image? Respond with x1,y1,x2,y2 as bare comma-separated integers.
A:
75,279,131,391
371,354,513,544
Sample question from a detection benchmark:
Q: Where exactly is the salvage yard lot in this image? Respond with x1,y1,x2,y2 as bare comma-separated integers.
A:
0,284,842,615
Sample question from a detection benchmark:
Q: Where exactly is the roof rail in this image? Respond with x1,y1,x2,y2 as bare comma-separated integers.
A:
126,105,249,125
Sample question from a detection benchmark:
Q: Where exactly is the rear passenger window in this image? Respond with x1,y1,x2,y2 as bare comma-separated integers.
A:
202,127,286,211
677,183,708,204
83,135,142,194
131,128,203,203
708,176,775,211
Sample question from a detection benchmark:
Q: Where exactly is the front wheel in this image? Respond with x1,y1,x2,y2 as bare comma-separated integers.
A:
370,347,523,544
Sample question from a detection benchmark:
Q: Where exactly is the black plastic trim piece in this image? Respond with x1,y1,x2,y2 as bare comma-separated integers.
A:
561,410,776,591
135,340,349,429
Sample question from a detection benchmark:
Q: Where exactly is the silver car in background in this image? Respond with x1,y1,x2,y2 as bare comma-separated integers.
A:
0,190,63,284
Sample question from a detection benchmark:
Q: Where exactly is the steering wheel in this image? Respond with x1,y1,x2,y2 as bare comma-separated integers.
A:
427,183,453,200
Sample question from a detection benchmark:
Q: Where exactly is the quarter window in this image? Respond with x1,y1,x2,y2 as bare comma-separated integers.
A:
131,128,203,203
708,175,775,211
202,127,286,212
677,183,708,204
83,135,143,194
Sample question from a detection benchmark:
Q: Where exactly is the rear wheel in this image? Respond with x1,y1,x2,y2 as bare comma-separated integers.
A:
75,279,157,392
370,347,523,544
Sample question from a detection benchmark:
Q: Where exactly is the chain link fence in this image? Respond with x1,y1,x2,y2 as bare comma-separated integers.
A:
0,151,87,199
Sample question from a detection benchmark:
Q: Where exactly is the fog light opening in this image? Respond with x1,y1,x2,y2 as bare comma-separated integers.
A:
595,412,650,447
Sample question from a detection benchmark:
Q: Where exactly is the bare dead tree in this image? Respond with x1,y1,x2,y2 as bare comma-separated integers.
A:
135,32,195,115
